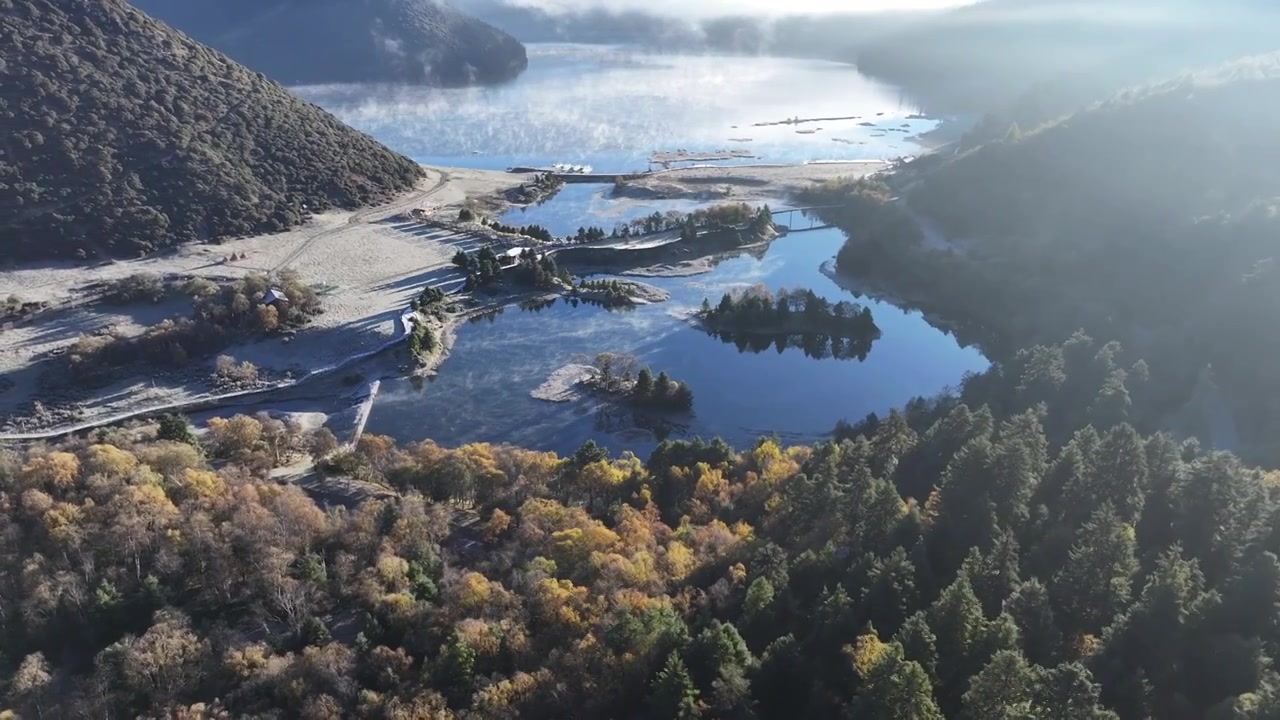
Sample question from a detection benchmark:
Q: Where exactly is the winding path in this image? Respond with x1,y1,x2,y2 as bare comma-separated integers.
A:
0,172,470,443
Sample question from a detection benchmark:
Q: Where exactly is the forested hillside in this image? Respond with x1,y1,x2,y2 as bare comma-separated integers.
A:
809,55,1280,463
133,0,528,86
2,331,1279,718
853,0,1280,127
0,0,424,262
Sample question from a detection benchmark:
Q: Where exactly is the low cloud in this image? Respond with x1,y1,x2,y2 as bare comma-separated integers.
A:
478,0,967,19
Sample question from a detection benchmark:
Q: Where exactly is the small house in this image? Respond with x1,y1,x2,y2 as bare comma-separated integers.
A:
262,288,288,305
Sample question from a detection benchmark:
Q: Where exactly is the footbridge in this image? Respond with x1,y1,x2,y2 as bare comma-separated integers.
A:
768,205,842,233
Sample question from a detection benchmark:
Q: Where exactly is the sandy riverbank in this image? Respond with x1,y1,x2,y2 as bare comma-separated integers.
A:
616,160,888,203
531,364,598,403
0,165,522,436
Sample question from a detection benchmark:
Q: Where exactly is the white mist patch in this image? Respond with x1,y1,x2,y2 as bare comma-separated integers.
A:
479,0,967,20
291,46,930,167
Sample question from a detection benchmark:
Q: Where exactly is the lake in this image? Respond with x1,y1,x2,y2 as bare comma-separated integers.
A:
298,45,987,456
361,200,987,456
295,43,937,172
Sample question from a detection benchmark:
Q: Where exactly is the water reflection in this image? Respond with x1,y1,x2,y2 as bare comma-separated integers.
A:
709,331,875,361
593,403,689,444
365,225,989,456
294,44,938,171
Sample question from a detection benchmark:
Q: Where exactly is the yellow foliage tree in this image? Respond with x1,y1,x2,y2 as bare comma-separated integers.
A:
20,452,80,492
256,303,280,332
661,540,696,580
375,554,411,592
136,442,205,482
451,572,495,615
83,444,139,478
207,415,263,458
483,508,512,543
171,468,225,503
847,632,890,680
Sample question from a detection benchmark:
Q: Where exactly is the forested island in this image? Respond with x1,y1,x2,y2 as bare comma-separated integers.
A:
698,286,879,340
693,286,880,361
589,353,695,412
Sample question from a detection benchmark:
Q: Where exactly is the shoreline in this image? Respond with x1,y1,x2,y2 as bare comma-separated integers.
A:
0,165,525,440
0,159,888,441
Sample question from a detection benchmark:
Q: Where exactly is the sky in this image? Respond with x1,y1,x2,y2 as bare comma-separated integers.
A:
497,0,973,19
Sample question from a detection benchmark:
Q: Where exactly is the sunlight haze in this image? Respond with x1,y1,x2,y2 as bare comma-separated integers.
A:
495,0,972,18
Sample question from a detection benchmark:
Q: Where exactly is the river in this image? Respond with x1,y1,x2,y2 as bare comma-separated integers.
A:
293,44,987,456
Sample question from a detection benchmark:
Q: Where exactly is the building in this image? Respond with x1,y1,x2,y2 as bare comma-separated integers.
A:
262,288,288,305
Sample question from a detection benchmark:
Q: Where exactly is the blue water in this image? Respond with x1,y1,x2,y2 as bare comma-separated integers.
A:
294,44,936,173
363,223,987,456
299,45,985,456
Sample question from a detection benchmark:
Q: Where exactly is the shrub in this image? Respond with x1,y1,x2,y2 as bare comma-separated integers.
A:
104,273,166,304
214,355,260,384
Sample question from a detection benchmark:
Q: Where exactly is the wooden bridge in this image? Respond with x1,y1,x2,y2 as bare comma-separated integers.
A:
769,205,841,233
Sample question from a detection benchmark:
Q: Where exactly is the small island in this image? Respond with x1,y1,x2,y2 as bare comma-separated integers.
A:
697,286,879,338
692,286,881,361
572,278,670,307
533,352,693,412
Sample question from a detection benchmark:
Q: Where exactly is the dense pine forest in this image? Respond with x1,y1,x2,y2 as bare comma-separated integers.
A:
0,0,423,262
2,329,1278,718
806,55,1280,466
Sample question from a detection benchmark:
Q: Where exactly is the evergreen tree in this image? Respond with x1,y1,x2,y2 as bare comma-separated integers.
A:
1030,662,1118,720
895,611,940,684
847,641,944,720
929,575,989,712
753,635,805,719
962,650,1033,720
962,530,1022,618
866,546,920,636
1092,423,1149,524
1052,504,1138,636
434,632,477,709
687,621,754,693
655,371,672,400
1094,549,1216,718
156,414,197,446
1005,578,1063,666
1171,452,1264,583
635,367,655,399
651,652,701,719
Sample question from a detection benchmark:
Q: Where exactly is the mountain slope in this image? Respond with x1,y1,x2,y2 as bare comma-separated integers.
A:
849,55,1280,459
0,0,424,262
132,0,529,86
854,0,1280,122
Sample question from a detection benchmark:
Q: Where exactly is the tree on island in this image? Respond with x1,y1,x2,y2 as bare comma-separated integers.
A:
634,370,694,412
670,382,694,411
634,367,655,399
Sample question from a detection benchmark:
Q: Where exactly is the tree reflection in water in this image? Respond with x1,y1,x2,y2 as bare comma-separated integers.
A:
714,330,875,361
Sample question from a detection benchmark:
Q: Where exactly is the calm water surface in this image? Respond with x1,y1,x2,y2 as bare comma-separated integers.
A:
300,46,985,455
363,213,987,455
295,44,935,171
